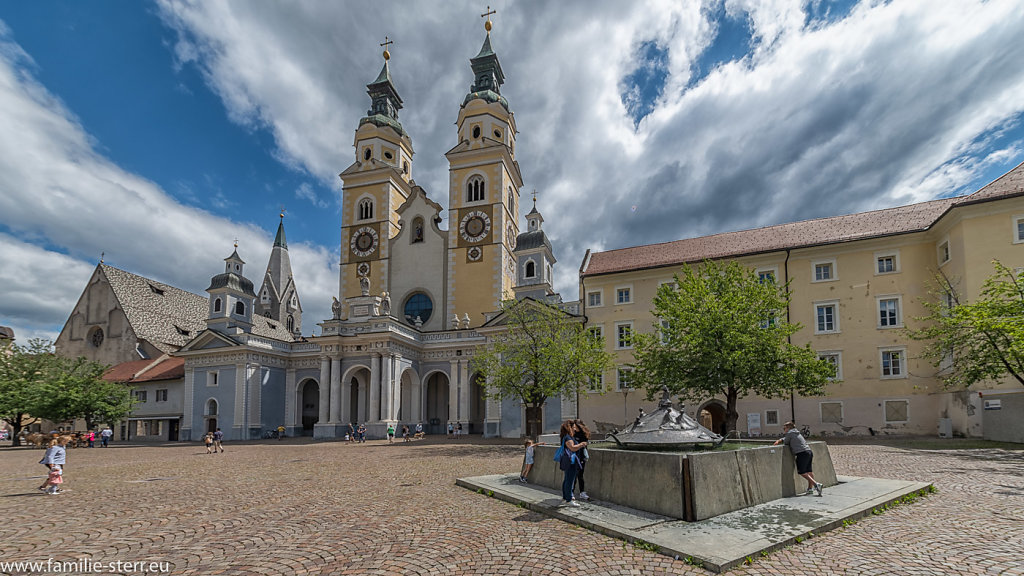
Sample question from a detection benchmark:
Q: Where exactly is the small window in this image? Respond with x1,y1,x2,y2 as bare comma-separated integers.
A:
206,399,218,415
411,216,425,243
815,302,839,333
156,389,168,402
616,367,634,391
587,371,604,392
286,316,295,332
765,410,779,426
358,198,374,220
884,400,909,423
813,261,835,282
616,287,631,304
235,301,245,315
472,125,481,139
507,187,515,211
876,251,899,275
494,129,502,139
1015,216,1024,243
587,326,604,346
660,319,670,343
818,351,842,380
587,291,602,307
148,283,165,295
938,240,950,264
758,270,776,284
134,390,148,403
525,261,536,278
214,298,222,312
878,297,901,328
881,348,905,378
403,161,409,174
820,401,843,424
466,176,485,203
207,372,219,387
363,148,371,161
616,322,633,349
383,150,393,160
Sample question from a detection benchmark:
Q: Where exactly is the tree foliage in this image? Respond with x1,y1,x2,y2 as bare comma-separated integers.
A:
909,260,1024,389
471,299,613,436
0,339,131,445
631,260,832,433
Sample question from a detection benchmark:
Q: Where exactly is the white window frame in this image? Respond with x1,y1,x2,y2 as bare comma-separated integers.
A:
880,347,907,379
523,258,537,280
466,174,487,204
660,319,671,344
586,371,605,393
615,321,634,349
811,259,837,283
883,399,911,424
814,300,840,334
659,279,678,291
874,250,900,275
819,401,844,424
765,409,780,426
818,350,843,380
757,267,778,284
134,390,147,403
207,371,219,387
876,295,903,329
587,290,603,308
615,285,633,304
587,325,604,349
1013,215,1024,244
937,238,950,266
616,367,634,391
356,196,375,221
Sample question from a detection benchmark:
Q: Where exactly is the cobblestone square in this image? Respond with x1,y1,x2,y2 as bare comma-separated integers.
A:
1,438,1022,575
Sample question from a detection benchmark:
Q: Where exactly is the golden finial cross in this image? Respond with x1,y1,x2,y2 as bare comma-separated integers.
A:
279,205,287,219
233,237,238,248
532,188,537,206
482,6,495,31
380,35,394,60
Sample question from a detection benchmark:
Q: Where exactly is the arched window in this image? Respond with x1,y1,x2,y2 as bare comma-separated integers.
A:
287,316,295,332
206,399,218,416
525,261,536,279
235,301,245,315
214,298,222,312
467,176,485,203
411,216,424,243
359,198,374,220
508,187,515,211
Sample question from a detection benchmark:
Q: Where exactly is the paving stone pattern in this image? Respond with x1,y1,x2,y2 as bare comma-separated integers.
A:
0,439,1021,575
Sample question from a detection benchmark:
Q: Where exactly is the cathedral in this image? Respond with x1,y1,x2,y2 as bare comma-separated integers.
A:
57,19,575,442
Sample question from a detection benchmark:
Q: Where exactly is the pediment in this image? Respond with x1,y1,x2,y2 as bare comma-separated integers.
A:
177,329,239,352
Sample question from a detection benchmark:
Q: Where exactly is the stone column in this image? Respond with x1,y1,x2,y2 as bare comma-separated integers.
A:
318,357,330,426
392,355,403,422
370,353,381,422
484,372,501,438
285,368,297,428
459,359,470,426
329,357,342,423
380,352,392,421
182,363,194,437
448,359,459,425
234,362,246,439
248,362,262,432
339,362,351,427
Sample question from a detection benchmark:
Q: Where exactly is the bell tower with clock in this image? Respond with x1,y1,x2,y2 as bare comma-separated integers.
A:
338,38,415,307
445,13,523,328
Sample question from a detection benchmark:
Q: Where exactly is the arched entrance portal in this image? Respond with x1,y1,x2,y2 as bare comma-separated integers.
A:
424,371,449,435
300,379,319,436
344,367,370,425
205,399,218,434
699,401,727,437
469,372,485,435
399,368,419,424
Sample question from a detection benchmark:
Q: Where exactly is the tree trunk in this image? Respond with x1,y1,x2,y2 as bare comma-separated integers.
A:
725,386,740,435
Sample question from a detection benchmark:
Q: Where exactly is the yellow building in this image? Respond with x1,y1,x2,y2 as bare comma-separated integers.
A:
578,162,1024,438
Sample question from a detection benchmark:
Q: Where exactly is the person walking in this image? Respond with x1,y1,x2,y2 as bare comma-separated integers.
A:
347,422,356,443
774,421,823,496
87,429,96,448
204,432,214,454
357,423,366,443
100,426,112,448
402,425,410,442
557,420,587,507
38,437,68,494
387,424,396,444
213,428,224,453
572,419,592,501
457,421,463,438
447,422,453,439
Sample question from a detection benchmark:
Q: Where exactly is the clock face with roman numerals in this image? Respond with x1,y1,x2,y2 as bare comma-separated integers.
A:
350,226,379,257
460,210,491,243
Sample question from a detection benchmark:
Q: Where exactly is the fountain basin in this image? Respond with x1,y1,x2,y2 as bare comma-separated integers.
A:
530,441,837,521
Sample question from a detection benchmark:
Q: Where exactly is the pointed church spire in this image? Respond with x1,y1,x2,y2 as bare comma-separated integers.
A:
468,9,505,98
274,210,287,249
364,35,404,130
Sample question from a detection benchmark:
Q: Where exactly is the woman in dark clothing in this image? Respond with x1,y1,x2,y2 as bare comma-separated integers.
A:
558,420,588,507
573,419,592,501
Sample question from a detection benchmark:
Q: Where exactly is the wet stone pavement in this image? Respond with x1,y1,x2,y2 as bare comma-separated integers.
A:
0,438,1021,575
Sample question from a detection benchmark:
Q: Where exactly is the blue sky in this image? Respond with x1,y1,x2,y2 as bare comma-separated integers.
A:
2,0,1024,344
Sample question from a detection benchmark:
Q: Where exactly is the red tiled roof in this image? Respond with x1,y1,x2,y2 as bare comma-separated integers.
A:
103,356,184,383
583,161,1024,277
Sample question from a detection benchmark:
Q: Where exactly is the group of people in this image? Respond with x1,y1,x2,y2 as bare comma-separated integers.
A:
520,418,823,507
446,421,464,438
202,428,225,454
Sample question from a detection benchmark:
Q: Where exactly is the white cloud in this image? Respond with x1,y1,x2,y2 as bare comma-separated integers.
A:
0,25,337,340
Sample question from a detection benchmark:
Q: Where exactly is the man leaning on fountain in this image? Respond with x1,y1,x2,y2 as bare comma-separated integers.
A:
773,422,823,496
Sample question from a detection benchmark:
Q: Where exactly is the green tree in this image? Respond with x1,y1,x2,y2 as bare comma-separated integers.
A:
909,260,1024,389
631,260,833,433
36,356,133,431
471,298,614,438
0,339,56,445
